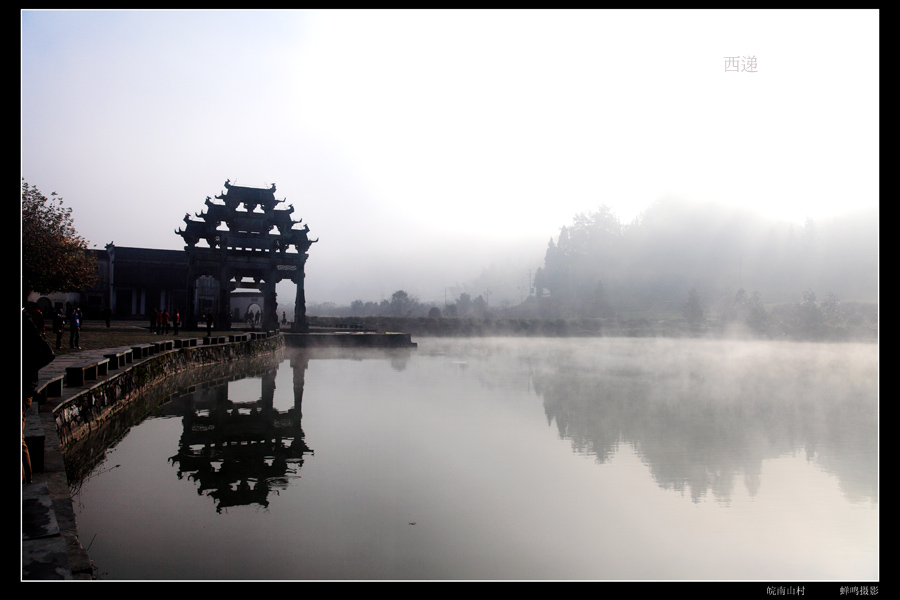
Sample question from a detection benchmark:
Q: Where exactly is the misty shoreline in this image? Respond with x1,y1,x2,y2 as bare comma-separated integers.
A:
307,315,877,343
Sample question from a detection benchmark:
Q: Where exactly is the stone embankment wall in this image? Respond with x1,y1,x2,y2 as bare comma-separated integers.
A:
54,336,284,451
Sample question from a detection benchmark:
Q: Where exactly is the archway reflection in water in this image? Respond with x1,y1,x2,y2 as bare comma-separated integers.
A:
71,338,878,580
166,353,312,513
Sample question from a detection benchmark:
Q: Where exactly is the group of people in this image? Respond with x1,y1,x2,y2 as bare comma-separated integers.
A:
246,310,261,327
26,303,82,350
28,304,240,357
151,308,180,335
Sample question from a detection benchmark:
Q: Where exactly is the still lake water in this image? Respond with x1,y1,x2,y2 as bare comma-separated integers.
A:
70,337,878,580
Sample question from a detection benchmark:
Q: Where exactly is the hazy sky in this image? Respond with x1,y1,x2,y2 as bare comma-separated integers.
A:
21,9,879,305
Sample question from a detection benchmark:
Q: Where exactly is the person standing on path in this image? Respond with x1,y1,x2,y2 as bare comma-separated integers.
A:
206,310,214,337
52,307,65,350
173,310,180,335
69,306,82,349
27,303,45,338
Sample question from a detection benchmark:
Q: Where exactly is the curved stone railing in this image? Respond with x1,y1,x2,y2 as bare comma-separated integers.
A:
54,335,284,451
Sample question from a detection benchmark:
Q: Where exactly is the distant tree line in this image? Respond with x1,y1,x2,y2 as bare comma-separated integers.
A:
308,289,875,341
531,198,876,321
683,286,876,341
308,198,876,340
309,290,495,320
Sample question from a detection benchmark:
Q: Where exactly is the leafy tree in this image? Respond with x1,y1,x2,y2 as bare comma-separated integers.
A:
21,179,97,303
745,291,769,334
456,293,473,317
536,206,623,310
390,290,417,317
472,294,488,318
589,279,614,318
683,288,705,331
723,288,768,335
821,292,842,326
723,288,750,326
799,288,823,335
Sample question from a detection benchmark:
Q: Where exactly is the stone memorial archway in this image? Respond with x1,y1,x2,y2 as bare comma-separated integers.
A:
176,180,316,332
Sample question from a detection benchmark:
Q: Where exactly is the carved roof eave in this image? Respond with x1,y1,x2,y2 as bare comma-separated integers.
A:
224,179,276,194
178,181,315,254
216,180,283,211
199,201,295,223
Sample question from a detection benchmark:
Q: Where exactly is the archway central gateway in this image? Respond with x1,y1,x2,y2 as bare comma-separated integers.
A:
176,180,316,332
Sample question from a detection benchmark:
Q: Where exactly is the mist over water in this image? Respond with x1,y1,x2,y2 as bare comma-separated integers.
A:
71,337,877,580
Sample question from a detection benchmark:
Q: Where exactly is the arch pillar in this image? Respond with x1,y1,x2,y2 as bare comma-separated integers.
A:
218,268,235,331
262,275,278,332
292,260,308,333
186,263,197,330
